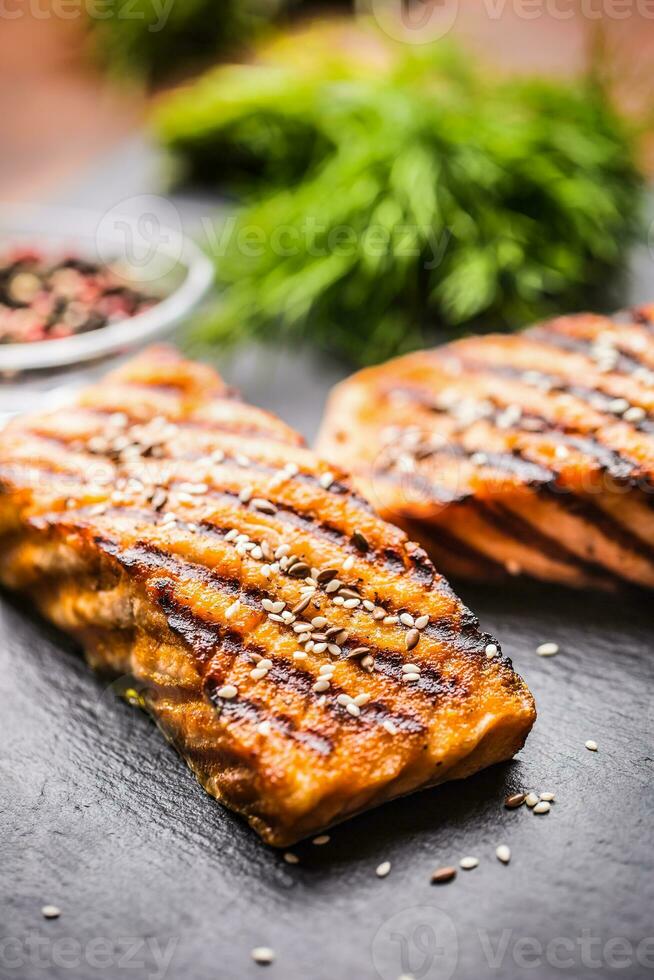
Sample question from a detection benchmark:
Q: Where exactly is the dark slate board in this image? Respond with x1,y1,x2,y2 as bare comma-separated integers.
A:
2,347,653,980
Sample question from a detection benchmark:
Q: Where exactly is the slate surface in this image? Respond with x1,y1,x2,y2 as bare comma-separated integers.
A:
2,568,653,980
2,139,653,980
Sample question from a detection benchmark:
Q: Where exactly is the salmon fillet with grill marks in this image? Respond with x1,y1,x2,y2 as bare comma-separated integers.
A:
317,307,654,591
0,346,535,846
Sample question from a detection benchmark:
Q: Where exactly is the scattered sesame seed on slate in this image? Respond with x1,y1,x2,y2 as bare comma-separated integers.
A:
251,947,275,965
459,856,479,870
376,861,392,878
537,642,559,657
496,845,511,864
585,740,598,752
505,793,526,809
533,801,551,814
41,906,61,919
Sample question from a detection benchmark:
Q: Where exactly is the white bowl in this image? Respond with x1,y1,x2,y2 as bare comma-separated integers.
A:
0,202,214,373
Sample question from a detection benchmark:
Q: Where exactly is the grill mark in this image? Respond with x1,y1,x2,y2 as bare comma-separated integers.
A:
2,447,412,582
547,490,654,566
201,613,427,738
94,538,462,718
476,501,622,586
22,421,375,516
204,676,333,756
382,380,638,486
529,325,652,379
87,404,300,445
443,357,652,485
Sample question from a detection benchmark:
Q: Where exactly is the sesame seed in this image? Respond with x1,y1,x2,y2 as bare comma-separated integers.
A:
405,629,420,651
238,486,253,504
291,596,312,615
293,651,307,662
251,546,263,561
343,597,360,609
346,703,361,717
459,856,479,870
225,600,240,618
496,845,511,864
328,644,341,656
351,530,370,552
342,555,355,571
312,616,328,628
539,792,555,802
402,663,420,673
257,721,272,736
313,835,330,846
250,668,269,681
284,852,299,864
361,655,374,669
275,544,290,559
414,615,429,630
251,947,275,965
353,693,371,706
431,867,457,884
537,642,559,657
312,642,327,654
533,801,551,814
400,612,415,627
402,672,421,683
319,664,334,675
217,684,238,700
608,398,629,415
41,905,61,919
252,498,277,515
624,406,646,423
362,599,375,612
585,739,598,751
383,615,399,625
376,861,391,878
313,680,330,693
525,792,539,807
485,643,498,658
293,622,312,633
383,720,398,735
504,793,526,809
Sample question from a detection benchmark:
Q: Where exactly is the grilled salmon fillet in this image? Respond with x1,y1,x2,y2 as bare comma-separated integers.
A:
0,346,535,846
317,307,654,591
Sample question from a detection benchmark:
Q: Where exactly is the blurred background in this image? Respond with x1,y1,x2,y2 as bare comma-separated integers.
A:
2,1,654,434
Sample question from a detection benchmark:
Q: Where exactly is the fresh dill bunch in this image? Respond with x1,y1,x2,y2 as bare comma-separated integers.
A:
86,0,287,83
155,26,644,365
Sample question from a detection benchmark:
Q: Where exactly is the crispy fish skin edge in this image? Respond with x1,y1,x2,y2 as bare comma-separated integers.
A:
0,352,536,847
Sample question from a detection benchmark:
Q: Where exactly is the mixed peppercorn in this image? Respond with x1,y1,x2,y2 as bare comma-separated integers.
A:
0,249,157,344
